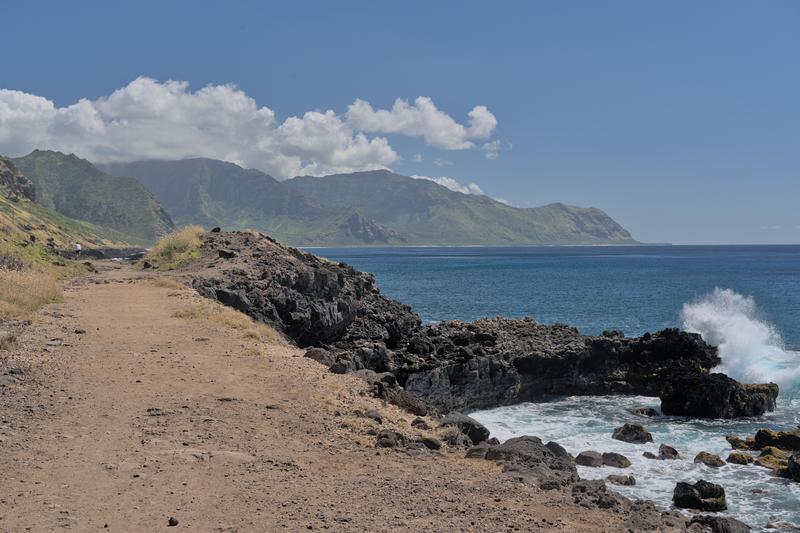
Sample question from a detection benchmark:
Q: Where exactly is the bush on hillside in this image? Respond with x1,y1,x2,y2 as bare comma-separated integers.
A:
143,226,205,270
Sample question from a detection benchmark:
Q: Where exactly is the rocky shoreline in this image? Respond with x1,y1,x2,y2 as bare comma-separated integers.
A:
187,231,778,419
180,230,796,531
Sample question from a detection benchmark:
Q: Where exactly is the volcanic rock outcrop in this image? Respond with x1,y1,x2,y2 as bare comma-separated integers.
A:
187,231,779,417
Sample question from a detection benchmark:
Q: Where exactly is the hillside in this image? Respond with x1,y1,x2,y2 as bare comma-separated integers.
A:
102,159,637,246
98,158,321,228
13,151,174,244
1,157,136,262
286,170,637,245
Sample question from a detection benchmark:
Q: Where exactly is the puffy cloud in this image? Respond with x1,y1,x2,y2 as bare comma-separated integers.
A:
412,175,484,196
0,77,499,178
345,96,497,150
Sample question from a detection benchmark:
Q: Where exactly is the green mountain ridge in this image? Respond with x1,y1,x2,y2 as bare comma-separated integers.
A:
1,157,136,262
100,159,638,246
13,150,174,245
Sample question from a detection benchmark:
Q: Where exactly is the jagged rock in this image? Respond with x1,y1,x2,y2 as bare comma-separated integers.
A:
465,442,490,459
484,436,579,487
410,417,430,430
375,430,405,448
789,454,800,482
643,451,658,460
572,480,627,509
673,480,727,511
660,373,778,419
576,451,603,467
188,231,762,419
442,429,472,448
607,474,636,486
602,452,631,468
363,409,383,424
689,515,750,533
545,441,571,459
612,423,653,443
754,453,790,476
765,521,800,532
726,435,756,450
695,451,726,467
419,436,441,450
659,444,680,460
726,452,754,465
438,413,489,444
631,406,659,417
754,429,800,451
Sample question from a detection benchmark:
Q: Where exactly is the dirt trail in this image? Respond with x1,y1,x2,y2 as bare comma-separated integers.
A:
1,263,635,532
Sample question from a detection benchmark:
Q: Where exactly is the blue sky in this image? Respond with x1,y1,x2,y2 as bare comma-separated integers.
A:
1,0,798,244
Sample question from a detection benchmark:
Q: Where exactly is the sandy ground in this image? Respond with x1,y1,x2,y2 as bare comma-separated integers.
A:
0,263,643,532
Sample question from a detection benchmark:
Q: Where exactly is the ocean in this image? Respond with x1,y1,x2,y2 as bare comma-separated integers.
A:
313,245,800,529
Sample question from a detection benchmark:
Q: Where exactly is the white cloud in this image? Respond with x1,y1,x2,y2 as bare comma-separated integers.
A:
412,175,484,195
412,152,423,162
0,77,499,178
345,96,497,150
433,157,453,167
482,140,501,160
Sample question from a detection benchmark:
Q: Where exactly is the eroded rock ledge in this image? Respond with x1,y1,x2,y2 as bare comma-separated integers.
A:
188,231,777,417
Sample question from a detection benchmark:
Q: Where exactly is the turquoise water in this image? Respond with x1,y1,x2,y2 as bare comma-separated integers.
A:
314,245,800,529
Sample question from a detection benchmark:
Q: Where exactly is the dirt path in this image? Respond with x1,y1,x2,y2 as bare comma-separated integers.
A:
0,263,639,532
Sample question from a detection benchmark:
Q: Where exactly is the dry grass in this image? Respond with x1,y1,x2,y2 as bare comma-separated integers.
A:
150,277,186,290
143,226,205,270
0,269,63,319
172,303,283,345
0,331,17,351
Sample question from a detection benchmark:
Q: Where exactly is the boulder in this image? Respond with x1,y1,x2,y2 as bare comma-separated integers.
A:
673,480,727,512
694,451,726,467
465,442,490,459
660,373,778,419
571,480,627,510
754,454,789,476
726,435,756,450
754,429,800,451
375,430,405,448
631,406,659,417
576,451,603,467
689,515,751,533
602,452,631,468
419,436,441,450
659,444,680,460
726,452,754,465
789,453,800,482
612,423,653,443
484,436,579,487
607,474,636,486
439,413,490,444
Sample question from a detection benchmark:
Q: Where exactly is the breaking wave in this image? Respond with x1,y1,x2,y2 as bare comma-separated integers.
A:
681,288,800,393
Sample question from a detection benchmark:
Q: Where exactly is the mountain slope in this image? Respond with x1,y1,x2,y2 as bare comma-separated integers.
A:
99,158,320,228
285,171,637,245
103,159,637,246
1,157,136,268
12,151,174,244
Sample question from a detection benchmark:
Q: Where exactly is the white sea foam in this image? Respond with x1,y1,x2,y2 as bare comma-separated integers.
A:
680,288,800,393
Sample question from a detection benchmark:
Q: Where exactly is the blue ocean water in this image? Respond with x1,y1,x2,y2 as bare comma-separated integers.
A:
313,245,800,529
312,245,800,349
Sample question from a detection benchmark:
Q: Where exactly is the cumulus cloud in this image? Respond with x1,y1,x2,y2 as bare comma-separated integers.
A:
0,77,499,178
412,175,484,196
345,96,497,150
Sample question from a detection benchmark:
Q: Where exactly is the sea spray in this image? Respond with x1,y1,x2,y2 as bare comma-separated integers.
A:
680,288,800,393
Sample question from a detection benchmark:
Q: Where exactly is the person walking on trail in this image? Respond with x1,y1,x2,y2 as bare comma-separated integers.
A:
75,242,82,257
